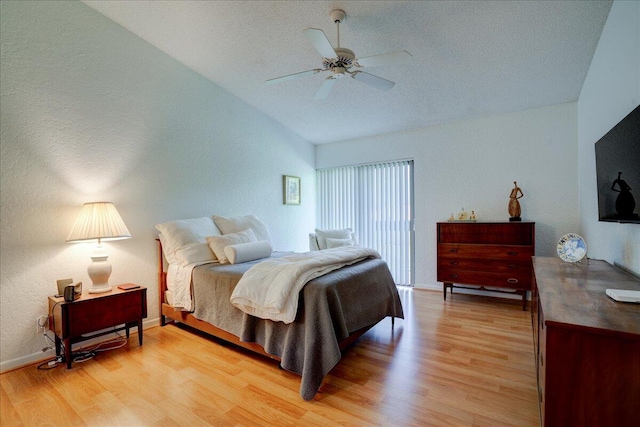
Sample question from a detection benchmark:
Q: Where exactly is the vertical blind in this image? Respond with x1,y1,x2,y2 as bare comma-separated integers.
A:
317,160,414,285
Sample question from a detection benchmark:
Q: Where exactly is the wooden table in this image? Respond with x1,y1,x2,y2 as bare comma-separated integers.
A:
48,284,147,368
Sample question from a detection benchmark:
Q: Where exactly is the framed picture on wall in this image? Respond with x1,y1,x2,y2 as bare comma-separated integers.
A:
283,175,301,205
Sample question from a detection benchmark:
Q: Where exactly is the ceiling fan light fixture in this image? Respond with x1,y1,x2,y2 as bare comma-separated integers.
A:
265,8,411,99
332,68,346,78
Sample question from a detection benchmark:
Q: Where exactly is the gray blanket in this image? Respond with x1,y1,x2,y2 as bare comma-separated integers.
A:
191,252,404,400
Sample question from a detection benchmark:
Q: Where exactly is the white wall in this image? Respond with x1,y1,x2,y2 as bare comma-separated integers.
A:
578,0,640,276
317,103,579,288
0,1,315,370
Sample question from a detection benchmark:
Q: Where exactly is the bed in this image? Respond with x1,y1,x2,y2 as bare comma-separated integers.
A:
156,216,404,400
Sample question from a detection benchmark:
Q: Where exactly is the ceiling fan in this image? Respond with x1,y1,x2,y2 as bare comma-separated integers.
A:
266,9,412,100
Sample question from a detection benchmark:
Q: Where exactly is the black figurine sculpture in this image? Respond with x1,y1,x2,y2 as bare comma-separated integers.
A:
611,171,636,219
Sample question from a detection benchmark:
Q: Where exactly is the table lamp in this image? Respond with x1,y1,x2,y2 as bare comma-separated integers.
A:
66,202,131,293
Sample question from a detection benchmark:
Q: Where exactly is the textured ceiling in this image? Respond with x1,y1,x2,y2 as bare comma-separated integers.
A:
83,1,612,144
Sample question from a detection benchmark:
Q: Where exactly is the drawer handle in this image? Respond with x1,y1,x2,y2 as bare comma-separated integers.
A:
449,248,458,253
449,261,459,266
449,273,459,279
507,251,518,256
507,264,516,269
507,278,519,284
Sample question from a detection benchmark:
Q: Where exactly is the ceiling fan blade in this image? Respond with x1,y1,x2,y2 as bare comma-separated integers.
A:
314,77,337,100
351,71,395,91
266,69,322,85
356,51,413,68
303,28,336,58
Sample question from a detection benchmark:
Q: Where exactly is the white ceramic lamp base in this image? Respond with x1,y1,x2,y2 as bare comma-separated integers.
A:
87,249,113,293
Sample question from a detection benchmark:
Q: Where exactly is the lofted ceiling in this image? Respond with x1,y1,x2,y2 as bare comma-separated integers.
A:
83,1,612,144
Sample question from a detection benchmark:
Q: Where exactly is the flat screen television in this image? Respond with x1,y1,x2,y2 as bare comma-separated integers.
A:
595,104,640,224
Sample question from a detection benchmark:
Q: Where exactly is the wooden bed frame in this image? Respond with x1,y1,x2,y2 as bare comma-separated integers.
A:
156,239,377,362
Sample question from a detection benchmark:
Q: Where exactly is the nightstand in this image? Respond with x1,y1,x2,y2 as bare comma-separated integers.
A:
48,284,147,368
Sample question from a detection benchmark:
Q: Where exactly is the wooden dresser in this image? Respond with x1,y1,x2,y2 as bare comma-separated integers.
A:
437,221,535,309
532,257,640,427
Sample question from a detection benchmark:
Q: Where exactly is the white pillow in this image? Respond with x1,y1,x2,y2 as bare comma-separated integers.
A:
315,228,352,250
206,228,257,264
156,217,222,263
326,237,356,249
224,240,273,264
309,233,321,251
175,243,217,266
158,232,178,265
213,214,273,245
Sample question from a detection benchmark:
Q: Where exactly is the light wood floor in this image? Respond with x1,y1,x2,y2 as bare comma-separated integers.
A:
1,289,539,426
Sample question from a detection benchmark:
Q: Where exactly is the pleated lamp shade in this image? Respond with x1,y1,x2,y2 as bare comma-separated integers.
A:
67,202,131,243
67,202,131,293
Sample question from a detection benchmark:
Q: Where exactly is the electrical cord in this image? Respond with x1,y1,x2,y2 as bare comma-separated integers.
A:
43,331,56,350
37,307,59,370
72,330,128,363
37,356,63,370
36,327,128,369
92,329,128,351
38,322,56,353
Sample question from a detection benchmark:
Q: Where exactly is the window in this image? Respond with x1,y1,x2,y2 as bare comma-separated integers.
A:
317,160,414,285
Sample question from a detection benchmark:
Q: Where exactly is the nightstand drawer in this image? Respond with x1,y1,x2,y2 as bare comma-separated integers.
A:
66,291,145,337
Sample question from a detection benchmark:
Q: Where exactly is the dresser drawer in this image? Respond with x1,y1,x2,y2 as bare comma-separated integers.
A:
438,243,533,260
437,257,531,273
438,222,534,245
437,268,532,289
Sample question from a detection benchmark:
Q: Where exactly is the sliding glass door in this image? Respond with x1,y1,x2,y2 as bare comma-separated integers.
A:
317,160,414,285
